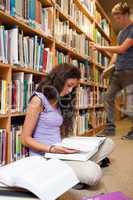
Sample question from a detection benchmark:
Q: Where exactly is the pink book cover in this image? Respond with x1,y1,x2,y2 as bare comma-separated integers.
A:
81,192,130,200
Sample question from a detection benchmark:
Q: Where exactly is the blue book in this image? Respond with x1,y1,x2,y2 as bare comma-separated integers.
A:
10,0,15,16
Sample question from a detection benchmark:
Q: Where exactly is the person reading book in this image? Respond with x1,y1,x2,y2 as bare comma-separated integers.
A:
21,63,114,188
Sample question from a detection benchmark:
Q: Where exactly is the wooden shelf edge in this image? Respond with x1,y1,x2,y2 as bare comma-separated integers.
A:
0,114,9,119
39,0,54,7
11,112,26,117
12,66,46,76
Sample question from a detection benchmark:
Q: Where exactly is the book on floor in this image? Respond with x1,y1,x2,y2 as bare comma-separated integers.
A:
0,156,79,200
45,136,106,161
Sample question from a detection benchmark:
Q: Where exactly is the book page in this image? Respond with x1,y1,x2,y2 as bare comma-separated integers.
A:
45,148,98,161
0,156,47,186
13,159,79,200
61,137,106,152
0,157,79,200
45,137,106,161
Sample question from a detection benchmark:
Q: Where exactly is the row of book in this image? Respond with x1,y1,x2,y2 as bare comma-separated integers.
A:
0,80,8,114
94,110,107,128
55,17,89,56
78,112,90,135
0,73,36,114
56,0,94,38
55,52,94,81
78,86,94,108
93,29,110,46
94,9,110,37
80,0,95,16
93,51,110,67
0,0,53,35
54,52,108,85
12,73,33,113
94,90,106,106
56,0,94,17
55,50,69,65
95,69,108,86
0,129,6,166
10,125,28,162
78,87,106,108
72,111,91,136
72,60,93,81
0,27,53,73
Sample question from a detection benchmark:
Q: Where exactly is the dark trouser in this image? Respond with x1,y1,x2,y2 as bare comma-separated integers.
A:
105,69,133,130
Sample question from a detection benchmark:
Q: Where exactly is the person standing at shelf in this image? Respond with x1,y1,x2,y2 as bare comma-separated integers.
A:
90,2,133,139
21,63,114,189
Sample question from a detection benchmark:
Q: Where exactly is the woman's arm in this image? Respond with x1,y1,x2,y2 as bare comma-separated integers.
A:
21,96,79,154
21,96,51,153
109,53,117,65
90,38,133,54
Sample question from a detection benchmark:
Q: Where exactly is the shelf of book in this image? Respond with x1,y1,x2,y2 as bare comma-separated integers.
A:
75,0,95,22
95,21,111,43
55,4,93,41
95,0,111,25
0,10,54,44
55,40,90,62
0,0,115,165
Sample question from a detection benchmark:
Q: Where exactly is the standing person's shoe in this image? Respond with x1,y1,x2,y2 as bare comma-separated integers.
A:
96,128,115,137
121,129,133,140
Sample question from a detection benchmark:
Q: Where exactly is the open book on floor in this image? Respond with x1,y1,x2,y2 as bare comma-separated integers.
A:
0,156,79,200
45,137,106,161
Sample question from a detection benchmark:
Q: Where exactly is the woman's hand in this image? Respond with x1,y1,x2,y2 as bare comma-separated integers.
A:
50,146,80,154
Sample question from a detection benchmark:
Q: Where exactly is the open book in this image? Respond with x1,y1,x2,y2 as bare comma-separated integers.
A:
0,156,79,200
102,64,115,79
45,137,106,161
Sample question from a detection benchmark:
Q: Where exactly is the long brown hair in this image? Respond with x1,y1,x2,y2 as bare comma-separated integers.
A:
36,63,81,95
36,63,81,136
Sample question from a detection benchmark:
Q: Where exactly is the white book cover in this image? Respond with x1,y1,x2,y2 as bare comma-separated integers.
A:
45,137,106,161
0,156,79,200
12,72,24,112
9,28,19,65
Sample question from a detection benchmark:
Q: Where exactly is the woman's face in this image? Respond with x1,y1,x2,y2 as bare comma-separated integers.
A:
60,78,79,96
113,13,128,27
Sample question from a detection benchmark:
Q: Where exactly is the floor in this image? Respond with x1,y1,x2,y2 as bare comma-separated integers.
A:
59,118,133,200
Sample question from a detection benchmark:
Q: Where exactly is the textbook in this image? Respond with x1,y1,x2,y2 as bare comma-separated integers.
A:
45,137,106,161
0,156,79,200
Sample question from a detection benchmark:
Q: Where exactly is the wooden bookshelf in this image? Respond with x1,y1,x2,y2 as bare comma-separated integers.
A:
0,0,114,164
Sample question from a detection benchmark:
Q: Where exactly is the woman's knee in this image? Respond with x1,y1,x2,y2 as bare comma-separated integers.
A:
82,161,102,186
66,160,102,186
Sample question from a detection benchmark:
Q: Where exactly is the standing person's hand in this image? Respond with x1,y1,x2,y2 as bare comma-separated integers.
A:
49,146,80,154
89,42,100,51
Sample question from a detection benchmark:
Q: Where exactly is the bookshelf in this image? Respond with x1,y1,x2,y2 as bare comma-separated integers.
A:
0,0,113,165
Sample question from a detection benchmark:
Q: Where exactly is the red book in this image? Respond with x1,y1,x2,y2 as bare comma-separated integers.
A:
42,49,48,73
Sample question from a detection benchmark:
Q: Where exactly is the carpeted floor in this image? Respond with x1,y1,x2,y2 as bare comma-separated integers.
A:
59,118,133,200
